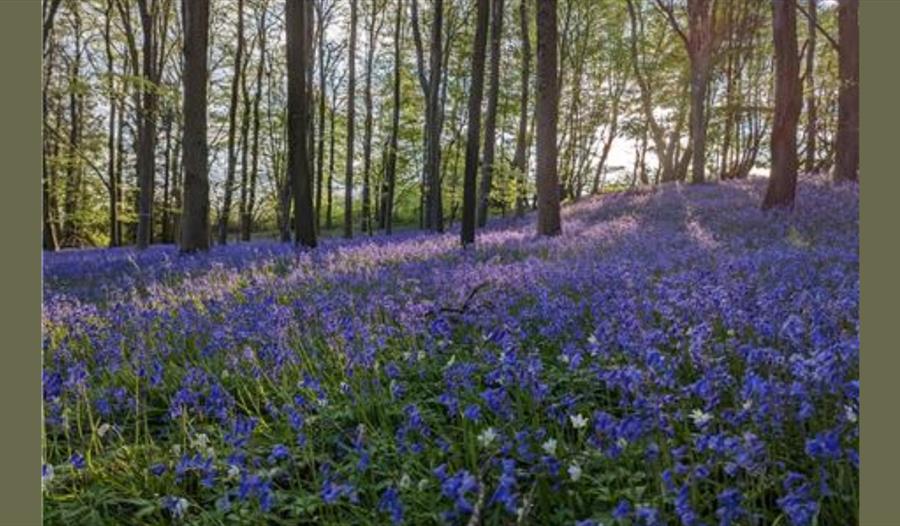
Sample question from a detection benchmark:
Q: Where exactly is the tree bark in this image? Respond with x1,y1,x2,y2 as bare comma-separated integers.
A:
835,0,858,182
535,0,560,236
218,0,245,245
287,0,317,247
344,0,358,238
179,0,210,252
804,0,817,174
478,0,505,228
461,0,491,245
361,2,383,235
381,0,403,234
513,0,530,218
243,6,267,241
762,0,801,209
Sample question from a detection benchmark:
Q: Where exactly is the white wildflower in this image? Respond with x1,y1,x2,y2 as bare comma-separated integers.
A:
568,462,583,482
689,409,713,427
478,427,498,447
542,438,558,456
742,400,753,411
570,414,588,430
227,464,240,479
399,473,412,489
191,433,209,450
96,423,111,438
617,437,629,449
845,404,858,424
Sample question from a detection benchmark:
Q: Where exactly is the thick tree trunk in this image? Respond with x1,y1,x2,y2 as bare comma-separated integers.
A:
180,0,211,252
478,0,504,228
762,0,801,209
344,0,358,238
218,0,245,245
535,0,560,236
461,0,490,246
513,0,530,218
287,0,317,247
835,0,858,182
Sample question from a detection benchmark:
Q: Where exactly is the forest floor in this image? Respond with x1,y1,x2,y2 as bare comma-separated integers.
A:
42,175,858,525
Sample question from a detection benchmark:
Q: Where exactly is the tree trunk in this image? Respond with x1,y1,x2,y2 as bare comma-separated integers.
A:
162,111,173,243
315,2,327,234
513,0,530,218
686,0,715,184
287,0,317,247
762,0,801,209
804,0,817,173
244,7,267,241
218,0,245,245
62,4,82,247
427,0,445,232
461,0,490,245
180,0,210,252
104,0,119,247
835,0,858,182
478,0,505,228
361,2,382,235
327,103,337,231
135,0,162,249
535,0,560,236
344,0,358,238
43,27,59,251
381,0,403,234
237,52,252,243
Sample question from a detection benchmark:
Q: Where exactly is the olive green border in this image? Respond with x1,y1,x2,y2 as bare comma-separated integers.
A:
1,1,42,524
858,1,899,525
0,0,895,524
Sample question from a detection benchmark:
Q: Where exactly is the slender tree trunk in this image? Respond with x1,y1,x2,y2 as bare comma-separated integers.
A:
43,29,59,251
426,0,445,232
513,0,530,218
180,0,210,252
361,3,382,235
162,111,173,242
461,0,490,245
477,0,504,228
244,7,267,241
237,55,252,243
62,4,82,246
804,0,817,173
762,0,801,209
381,0,403,234
344,0,358,238
287,0,317,247
327,103,336,231
218,0,245,245
104,0,119,247
315,3,327,234
115,82,126,246
835,0,858,182
535,0,560,236
136,0,162,249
